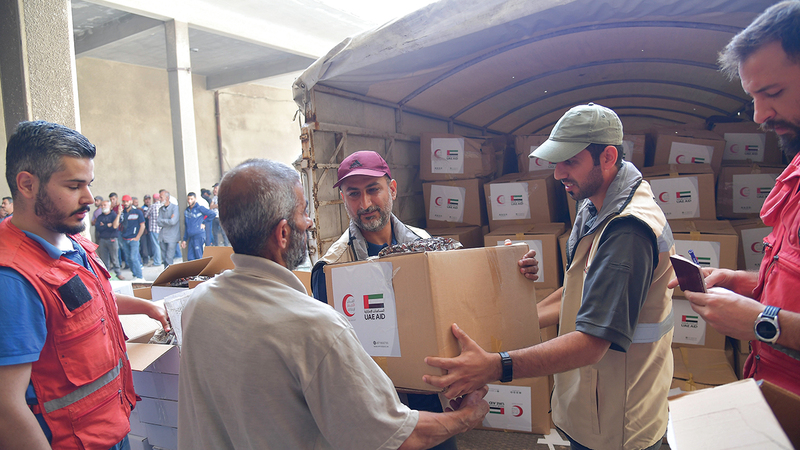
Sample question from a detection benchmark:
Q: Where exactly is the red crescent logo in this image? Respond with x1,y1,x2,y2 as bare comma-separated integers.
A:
729,144,739,154
512,405,523,417
435,197,443,206
496,195,505,205
433,148,443,159
342,294,355,317
658,192,669,203
740,187,750,198
534,158,544,167
675,154,686,164
751,242,763,253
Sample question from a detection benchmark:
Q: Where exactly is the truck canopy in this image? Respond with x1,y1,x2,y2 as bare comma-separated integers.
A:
294,0,776,134
292,0,777,262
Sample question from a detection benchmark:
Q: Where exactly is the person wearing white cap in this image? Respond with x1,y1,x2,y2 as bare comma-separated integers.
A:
425,103,676,450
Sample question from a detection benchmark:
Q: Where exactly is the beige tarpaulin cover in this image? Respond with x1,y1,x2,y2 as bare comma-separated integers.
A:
294,0,780,135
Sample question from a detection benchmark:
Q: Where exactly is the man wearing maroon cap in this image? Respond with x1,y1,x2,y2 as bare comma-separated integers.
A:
312,151,468,450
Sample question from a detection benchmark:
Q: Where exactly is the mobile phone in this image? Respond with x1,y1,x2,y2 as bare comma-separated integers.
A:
670,254,708,293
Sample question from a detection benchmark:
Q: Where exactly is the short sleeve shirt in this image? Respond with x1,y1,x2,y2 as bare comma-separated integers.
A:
574,217,657,352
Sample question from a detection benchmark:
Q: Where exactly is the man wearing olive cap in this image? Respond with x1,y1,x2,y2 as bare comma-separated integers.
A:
425,103,676,450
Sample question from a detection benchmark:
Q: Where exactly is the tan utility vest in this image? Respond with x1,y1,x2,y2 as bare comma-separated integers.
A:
317,216,429,266
552,179,675,450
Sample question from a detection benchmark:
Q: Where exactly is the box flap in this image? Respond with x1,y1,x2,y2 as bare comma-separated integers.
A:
119,312,161,342
668,379,793,449
487,222,566,236
127,342,175,371
152,257,212,286
198,246,234,276
759,381,800,449
670,220,737,236
642,164,714,177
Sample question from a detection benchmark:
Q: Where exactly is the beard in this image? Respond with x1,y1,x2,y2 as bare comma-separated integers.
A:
351,196,394,233
763,119,800,161
35,188,89,235
563,164,604,201
282,222,309,271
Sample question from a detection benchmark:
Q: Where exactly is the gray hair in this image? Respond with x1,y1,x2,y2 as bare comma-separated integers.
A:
218,158,301,257
719,1,800,80
5,121,96,197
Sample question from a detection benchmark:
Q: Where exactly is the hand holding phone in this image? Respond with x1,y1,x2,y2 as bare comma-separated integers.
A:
670,254,708,293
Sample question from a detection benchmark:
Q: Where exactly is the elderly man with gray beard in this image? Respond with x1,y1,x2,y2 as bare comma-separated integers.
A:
177,158,489,450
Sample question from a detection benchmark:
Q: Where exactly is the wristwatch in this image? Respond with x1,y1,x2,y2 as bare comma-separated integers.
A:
499,351,513,383
754,305,781,344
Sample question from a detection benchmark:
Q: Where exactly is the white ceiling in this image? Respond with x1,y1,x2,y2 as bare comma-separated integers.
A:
71,0,437,90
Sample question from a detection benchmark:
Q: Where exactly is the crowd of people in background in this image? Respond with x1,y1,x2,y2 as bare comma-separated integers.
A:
88,186,228,280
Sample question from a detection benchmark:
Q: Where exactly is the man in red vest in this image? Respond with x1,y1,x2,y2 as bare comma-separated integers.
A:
669,0,800,397
0,121,169,449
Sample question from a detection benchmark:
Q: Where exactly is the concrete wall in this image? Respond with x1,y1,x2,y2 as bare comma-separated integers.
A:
0,57,301,202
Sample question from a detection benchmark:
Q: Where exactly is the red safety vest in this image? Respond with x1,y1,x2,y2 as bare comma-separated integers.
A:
0,220,136,450
745,152,800,396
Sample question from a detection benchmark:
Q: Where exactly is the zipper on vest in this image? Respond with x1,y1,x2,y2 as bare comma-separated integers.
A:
60,318,106,346
102,318,106,335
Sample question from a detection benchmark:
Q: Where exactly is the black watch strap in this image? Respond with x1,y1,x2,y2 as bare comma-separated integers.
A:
499,351,513,383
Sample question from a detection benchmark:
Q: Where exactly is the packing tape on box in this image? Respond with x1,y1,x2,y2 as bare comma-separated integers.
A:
668,165,680,177
515,233,526,240
487,250,502,290
490,336,503,353
678,347,700,391
688,231,702,240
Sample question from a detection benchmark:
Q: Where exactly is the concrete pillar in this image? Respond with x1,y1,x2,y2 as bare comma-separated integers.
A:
0,0,81,134
165,19,200,246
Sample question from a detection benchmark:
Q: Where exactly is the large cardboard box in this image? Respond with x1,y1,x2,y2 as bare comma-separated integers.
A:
672,346,737,389
713,121,783,164
148,246,234,301
643,165,716,220
672,297,727,350
621,134,646,169
420,132,495,181
514,135,551,174
668,379,800,449
324,244,540,392
426,225,484,249
715,163,784,219
483,223,566,289
484,172,567,230
423,178,487,228
649,128,725,174
730,219,772,272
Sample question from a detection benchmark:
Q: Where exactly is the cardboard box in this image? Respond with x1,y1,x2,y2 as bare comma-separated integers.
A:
650,128,725,174
426,225,484,249
127,434,153,450
621,134,646,169
149,246,234,301
420,133,495,181
514,135,552,174
293,270,312,295
643,165,716,220
715,163,784,219
137,396,178,428
476,377,551,435
672,346,737,388
143,423,177,450
423,178,487,228
668,379,800,449
672,298,727,350
484,172,567,230
324,244,540,392
713,121,783,164
730,219,772,271
483,223,566,289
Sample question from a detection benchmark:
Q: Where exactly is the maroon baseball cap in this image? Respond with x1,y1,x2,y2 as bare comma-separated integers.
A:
333,151,392,188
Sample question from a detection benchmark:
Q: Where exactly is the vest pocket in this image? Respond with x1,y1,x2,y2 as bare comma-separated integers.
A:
589,367,601,435
54,307,117,386
69,384,128,450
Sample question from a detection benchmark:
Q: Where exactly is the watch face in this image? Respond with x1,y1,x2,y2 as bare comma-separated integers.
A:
756,320,778,340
